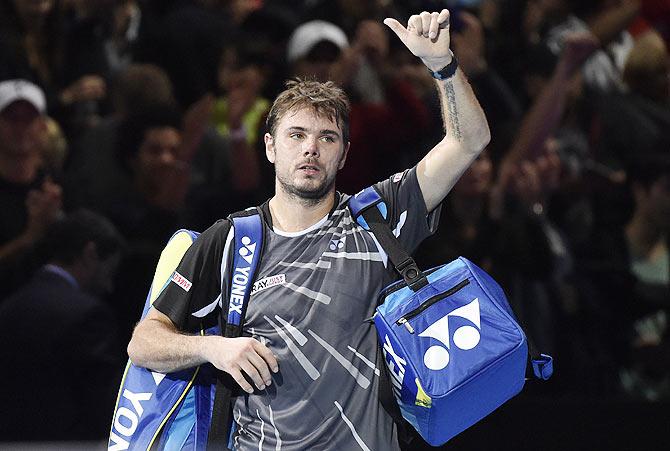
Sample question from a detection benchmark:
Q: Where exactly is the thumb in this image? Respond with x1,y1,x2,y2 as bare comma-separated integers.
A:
383,18,407,40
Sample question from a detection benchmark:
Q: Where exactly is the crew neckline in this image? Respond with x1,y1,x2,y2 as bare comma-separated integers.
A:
272,213,330,237
260,193,342,237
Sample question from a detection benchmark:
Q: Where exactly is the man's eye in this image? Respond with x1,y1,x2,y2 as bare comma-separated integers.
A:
320,136,335,143
290,133,304,139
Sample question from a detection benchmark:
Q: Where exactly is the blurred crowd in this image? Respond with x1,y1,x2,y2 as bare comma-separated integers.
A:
0,0,668,443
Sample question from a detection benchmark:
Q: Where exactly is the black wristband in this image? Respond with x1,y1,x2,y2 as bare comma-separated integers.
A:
429,55,458,80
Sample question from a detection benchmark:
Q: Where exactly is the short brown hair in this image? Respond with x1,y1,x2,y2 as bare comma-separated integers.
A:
266,78,350,143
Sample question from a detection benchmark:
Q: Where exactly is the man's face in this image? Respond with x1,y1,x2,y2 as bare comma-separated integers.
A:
0,100,44,157
265,107,349,202
135,126,181,170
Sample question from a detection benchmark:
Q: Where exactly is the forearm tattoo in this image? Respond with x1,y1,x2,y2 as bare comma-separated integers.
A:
444,80,462,140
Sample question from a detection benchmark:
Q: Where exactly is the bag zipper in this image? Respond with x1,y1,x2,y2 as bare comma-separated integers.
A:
396,279,470,333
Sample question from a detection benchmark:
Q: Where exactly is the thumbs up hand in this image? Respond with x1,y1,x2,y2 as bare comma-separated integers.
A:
384,10,452,72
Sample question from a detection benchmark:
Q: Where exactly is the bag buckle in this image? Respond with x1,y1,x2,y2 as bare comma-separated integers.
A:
396,258,428,291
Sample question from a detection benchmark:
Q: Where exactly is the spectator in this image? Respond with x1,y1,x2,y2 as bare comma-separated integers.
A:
543,0,640,94
136,0,232,108
287,20,350,84
0,0,65,98
213,42,271,147
66,63,177,211
0,79,63,299
114,107,190,225
594,30,670,169
619,155,670,400
187,40,270,224
0,209,124,441
108,106,208,345
105,0,143,75
0,0,108,133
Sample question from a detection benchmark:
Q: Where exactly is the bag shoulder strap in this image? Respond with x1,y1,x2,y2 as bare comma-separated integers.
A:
208,208,265,450
224,209,265,336
348,187,427,291
348,189,418,443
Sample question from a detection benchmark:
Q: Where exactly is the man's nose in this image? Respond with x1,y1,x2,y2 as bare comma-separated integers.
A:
303,137,320,157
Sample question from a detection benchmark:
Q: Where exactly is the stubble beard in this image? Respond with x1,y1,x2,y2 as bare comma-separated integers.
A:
276,169,337,207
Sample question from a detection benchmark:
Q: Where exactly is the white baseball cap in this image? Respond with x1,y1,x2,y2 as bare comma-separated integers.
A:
0,79,46,114
287,20,349,63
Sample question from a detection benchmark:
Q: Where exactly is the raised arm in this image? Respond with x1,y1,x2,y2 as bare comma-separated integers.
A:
497,33,598,189
384,9,490,212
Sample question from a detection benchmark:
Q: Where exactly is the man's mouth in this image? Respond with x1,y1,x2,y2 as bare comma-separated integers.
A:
298,164,320,174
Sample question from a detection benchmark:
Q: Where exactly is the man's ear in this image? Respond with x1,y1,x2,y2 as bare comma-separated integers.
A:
338,142,350,170
264,133,276,164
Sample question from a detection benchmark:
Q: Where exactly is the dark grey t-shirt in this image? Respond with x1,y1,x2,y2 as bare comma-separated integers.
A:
154,167,440,450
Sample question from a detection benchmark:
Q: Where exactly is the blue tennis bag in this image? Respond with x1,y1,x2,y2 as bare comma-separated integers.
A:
350,187,553,446
108,229,217,450
109,213,264,450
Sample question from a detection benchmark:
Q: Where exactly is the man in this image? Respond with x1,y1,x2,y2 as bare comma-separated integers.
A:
0,210,125,441
128,9,490,450
0,78,63,299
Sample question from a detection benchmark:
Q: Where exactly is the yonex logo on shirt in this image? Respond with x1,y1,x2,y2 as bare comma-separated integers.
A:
329,237,345,251
419,298,481,371
239,236,256,264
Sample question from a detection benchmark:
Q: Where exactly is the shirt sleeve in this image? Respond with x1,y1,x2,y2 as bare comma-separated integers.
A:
373,166,442,255
152,219,231,331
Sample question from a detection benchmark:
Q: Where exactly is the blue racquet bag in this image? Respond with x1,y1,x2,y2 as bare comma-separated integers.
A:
108,211,264,450
349,187,553,446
